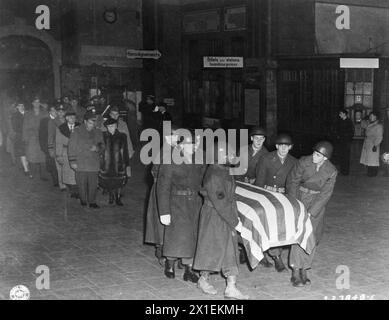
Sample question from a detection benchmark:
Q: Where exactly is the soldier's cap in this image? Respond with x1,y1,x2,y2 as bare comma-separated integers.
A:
104,117,118,127
84,110,97,121
147,95,155,100
65,110,76,117
250,126,267,137
86,105,96,112
109,106,119,113
55,104,66,111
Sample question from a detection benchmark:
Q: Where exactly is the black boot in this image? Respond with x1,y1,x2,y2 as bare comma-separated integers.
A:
183,265,199,283
164,259,175,279
239,247,247,264
273,255,286,272
291,268,304,287
259,254,273,268
115,192,123,206
109,192,114,204
300,269,311,285
177,259,184,269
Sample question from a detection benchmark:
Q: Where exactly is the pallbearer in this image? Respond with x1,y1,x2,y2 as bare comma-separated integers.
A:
156,130,204,282
286,141,337,286
254,133,297,272
194,141,249,300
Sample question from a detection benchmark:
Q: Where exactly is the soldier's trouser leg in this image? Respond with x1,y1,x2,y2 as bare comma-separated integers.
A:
268,247,282,258
289,244,316,270
87,172,99,204
55,160,66,189
76,171,88,203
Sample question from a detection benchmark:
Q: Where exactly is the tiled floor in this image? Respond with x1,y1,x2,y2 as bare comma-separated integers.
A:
0,151,388,300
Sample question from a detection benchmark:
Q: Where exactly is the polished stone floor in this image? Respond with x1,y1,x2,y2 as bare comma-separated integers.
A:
0,151,388,300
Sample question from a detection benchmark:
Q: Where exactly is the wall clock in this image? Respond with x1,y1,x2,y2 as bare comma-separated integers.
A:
103,9,117,24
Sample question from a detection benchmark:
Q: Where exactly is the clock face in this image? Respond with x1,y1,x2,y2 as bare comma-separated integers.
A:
103,10,117,23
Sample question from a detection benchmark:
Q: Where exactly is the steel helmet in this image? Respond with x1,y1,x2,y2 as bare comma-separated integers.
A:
314,141,333,159
275,133,293,145
250,127,267,137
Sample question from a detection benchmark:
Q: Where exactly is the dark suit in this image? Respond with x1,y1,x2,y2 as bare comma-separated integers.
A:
335,118,354,175
286,155,337,269
193,165,240,276
39,116,58,185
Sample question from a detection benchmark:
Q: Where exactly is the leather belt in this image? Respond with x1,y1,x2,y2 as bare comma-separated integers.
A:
300,186,320,194
264,185,285,193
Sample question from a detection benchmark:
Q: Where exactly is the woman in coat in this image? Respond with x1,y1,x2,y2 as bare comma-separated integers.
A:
56,111,80,197
22,97,46,179
156,130,205,282
360,111,383,177
99,117,130,206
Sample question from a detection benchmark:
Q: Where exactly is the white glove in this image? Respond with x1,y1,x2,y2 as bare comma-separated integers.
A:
160,214,171,226
235,220,243,233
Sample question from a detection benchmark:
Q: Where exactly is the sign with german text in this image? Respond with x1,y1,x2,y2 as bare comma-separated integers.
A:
126,49,161,59
203,56,244,68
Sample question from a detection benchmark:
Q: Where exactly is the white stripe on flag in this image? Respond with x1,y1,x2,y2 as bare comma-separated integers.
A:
239,226,264,263
236,186,278,242
294,200,306,240
236,201,271,248
260,188,296,240
300,215,313,250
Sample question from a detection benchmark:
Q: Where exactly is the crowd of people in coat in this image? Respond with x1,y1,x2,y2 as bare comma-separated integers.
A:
0,94,145,208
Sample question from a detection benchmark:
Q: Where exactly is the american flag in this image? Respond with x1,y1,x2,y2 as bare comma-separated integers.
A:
235,181,316,269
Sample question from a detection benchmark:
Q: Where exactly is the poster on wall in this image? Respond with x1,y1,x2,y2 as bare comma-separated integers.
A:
244,89,260,125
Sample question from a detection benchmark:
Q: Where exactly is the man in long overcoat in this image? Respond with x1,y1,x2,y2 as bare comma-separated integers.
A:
22,97,47,180
286,141,337,287
68,111,104,208
334,109,354,175
56,111,80,198
39,105,59,186
156,132,204,282
49,103,67,190
360,111,383,177
194,142,249,300
254,133,297,272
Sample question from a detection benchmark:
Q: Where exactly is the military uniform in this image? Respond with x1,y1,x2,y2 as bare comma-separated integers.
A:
236,144,268,182
255,151,297,258
193,165,240,276
286,155,337,270
68,123,104,205
156,161,205,263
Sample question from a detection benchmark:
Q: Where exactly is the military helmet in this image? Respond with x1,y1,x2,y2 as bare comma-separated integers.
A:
314,141,333,159
250,126,267,137
275,133,293,145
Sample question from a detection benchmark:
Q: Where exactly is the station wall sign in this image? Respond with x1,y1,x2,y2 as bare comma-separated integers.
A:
203,56,244,68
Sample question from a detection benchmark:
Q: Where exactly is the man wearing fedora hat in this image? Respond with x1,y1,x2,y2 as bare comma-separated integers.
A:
56,109,80,198
68,110,104,208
